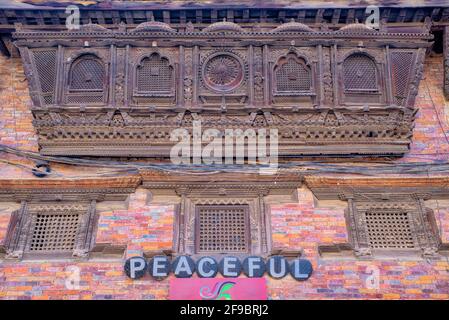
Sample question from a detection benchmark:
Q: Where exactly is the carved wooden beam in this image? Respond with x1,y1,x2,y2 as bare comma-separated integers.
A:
140,169,302,192
306,176,449,200
0,175,141,202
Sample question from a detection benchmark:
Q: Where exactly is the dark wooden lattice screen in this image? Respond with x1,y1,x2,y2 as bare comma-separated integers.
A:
343,54,378,92
195,205,250,253
275,55,311,92
69,56,105,91
32,50,57,105
27,213,81,252
136,54,173,94
365,209,416,249
391,51,414,106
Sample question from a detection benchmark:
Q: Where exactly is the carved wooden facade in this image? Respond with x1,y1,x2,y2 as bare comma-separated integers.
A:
14,20,431,157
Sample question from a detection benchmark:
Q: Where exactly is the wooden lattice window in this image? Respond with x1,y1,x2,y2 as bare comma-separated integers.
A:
136,53,174,96
390,51,414,106
195,205,250,253
32,50,57,105
365,209,416,249
4,202,98,260
66,54,106,104
69,55,105,91
274,54,311,93
343,53,378,92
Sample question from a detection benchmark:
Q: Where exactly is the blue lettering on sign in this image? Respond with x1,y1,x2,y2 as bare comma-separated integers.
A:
124,255,313,281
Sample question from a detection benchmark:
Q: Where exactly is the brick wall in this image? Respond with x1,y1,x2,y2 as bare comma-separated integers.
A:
0,54,448,300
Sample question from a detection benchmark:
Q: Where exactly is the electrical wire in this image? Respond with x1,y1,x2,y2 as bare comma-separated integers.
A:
3,143,449,177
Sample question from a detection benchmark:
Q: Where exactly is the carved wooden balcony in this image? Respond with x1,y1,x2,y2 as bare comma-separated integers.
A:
13,20,432,157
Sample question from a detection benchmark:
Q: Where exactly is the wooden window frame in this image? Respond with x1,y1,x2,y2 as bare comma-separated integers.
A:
134,52,176,97
345,197,441,258
342,53,379,94
194,204,251,254
172,189,272,257
4,201,98,260
273,53,313,96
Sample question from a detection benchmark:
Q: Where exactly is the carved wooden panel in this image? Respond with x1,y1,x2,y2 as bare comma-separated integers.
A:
337,49,386,105
198,48,249,107
131,48,178,105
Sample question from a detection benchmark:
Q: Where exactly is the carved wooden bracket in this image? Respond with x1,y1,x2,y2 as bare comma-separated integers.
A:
318,243,354,258
89,243,127,259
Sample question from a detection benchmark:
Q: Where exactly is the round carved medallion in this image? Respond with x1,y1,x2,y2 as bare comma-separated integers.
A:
203,53,244,92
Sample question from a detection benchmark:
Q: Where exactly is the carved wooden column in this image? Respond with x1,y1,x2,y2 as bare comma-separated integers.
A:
175,187,188,254
444,26,449,100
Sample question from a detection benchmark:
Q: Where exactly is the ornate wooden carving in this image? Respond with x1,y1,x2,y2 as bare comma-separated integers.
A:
13,20,432,157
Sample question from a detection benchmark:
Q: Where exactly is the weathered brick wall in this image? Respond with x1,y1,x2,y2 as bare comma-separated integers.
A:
0,54,449,300
404,55,449,162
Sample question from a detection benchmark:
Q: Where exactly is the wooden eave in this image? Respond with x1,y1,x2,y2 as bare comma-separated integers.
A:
305,176,449,200
0,175,141,201
139,169,303,190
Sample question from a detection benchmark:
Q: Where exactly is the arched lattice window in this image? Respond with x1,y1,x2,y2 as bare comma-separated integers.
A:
274,54,311,93
343,53,378,92
136,53,174,95
69,55,105,91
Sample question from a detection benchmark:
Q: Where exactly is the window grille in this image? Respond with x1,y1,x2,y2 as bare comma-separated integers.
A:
69,55,105,91
33,50,57,105
275,54,311,92
391,52,414,106
136,53,173,94
196,205,250,253
28,213,81,252
365,209,415,249
343,54,378,92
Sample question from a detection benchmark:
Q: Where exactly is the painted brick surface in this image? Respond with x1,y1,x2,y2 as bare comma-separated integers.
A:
0,54,449,299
